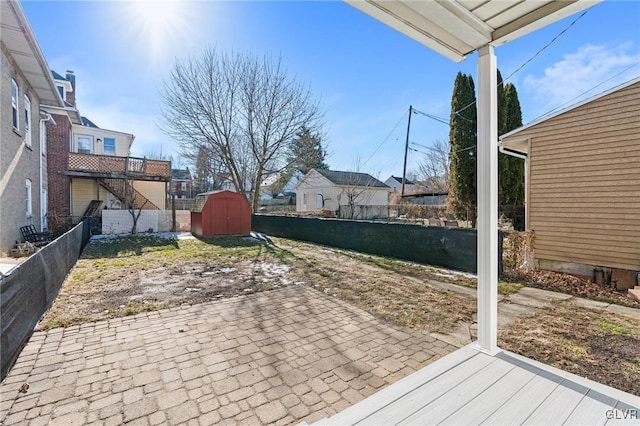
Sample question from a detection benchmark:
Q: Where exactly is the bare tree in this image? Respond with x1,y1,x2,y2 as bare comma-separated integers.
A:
123,178,148,234
335,160,382,219
417,139,450,192
159,48,322,211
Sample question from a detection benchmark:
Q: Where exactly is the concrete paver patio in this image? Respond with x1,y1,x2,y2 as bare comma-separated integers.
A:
0,286,457,425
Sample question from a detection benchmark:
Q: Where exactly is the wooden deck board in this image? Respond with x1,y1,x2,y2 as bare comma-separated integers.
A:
397,355,519,425
314,345,479,425
521,379,589,425
314,346,640,426
564,390,617,426
479,369,561,425
360,353,496,424
440,356,540,425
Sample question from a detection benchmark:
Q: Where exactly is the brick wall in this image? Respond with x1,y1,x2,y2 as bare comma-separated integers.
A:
46,114,72,221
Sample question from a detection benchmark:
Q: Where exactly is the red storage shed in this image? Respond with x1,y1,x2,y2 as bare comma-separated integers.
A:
191,191,252,237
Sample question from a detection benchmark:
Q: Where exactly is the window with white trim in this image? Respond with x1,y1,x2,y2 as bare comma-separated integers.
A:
103,137,116,155
26,179,32,216
181,182,187,191
11,79,19,130
74,134,94,154
24,95,31,146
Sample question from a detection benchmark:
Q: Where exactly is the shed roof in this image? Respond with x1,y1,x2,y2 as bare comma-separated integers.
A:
316,169,389,188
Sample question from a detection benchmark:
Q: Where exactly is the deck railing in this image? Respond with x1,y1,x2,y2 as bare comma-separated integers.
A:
68,153,171,179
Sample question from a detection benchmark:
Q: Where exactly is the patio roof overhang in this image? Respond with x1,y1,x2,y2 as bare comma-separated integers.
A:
345,0,600,63
1,0,64,107
345,0,600,355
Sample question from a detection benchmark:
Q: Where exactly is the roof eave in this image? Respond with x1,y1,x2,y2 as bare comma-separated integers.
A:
501,76,640,141
4,1,64,107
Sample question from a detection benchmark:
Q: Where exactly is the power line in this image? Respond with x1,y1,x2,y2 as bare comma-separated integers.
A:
532,64,640,122
502,8,591,83
362,110,407,167
411,107,449,125
454,6,593,116
410,141,476,156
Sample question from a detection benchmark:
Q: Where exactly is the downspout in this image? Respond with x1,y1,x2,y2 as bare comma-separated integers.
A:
39,113,57,230
498,142,528,230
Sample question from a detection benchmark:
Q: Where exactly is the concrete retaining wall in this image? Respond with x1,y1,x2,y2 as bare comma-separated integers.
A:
102,210,191,234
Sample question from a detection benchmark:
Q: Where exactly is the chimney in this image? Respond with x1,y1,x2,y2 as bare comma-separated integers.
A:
65,70,76,107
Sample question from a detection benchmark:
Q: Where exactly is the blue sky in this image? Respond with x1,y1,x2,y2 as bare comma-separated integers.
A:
22,1,640,180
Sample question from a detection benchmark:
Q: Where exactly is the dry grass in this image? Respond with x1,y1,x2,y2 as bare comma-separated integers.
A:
499,301,640,395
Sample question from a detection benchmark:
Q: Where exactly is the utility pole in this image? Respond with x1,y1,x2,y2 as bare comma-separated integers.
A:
401,105,413,196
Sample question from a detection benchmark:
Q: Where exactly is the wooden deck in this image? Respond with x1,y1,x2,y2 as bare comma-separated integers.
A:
313,344,640,425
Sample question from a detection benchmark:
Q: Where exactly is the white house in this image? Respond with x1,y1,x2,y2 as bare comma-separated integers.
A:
295,169,390,212
384,175,420,193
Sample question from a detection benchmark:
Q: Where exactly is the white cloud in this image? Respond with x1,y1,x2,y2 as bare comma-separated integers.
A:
523,42,640,117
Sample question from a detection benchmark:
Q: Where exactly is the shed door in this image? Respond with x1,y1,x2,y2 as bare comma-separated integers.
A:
225,199,244,235
206,198,228,235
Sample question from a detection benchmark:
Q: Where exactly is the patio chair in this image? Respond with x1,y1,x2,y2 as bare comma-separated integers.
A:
19,225,51,247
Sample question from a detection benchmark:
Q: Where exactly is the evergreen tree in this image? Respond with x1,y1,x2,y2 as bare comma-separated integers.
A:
287,126,328,174
500,83,525,205
270,126,328,196
448,72,477,225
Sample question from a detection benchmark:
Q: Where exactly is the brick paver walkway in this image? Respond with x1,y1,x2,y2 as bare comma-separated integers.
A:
0,286,456,425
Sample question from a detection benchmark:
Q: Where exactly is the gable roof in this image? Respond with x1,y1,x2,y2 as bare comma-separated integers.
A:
316,169,388,188
388,175,415,185
81,116,99,128
51,70,67,81
171,169,192,180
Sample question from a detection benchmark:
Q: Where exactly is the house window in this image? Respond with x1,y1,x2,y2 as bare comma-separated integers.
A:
302,193,307,204
74,134,93,154
181,182,187,191
57,85,65,100
26,179,32,216
24,95,31,146
11,79,19,130
103,137,116,155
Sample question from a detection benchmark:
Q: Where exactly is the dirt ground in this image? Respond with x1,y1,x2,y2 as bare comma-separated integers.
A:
500,301,640,395
39,233,640,395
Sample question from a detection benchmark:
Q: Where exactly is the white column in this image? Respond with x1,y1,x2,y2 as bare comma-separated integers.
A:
476,45,499,355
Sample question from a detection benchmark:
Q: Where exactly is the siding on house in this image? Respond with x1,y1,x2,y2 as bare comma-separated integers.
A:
132,181,167,210
70,125,132,156
502,81,640,272
0,45,43,254
296,169,391,212
71,179,109,218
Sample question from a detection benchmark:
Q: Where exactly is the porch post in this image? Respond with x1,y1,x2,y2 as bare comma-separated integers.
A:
476,44,499,355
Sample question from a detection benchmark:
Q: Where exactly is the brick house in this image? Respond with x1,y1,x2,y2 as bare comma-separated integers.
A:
42,71,171,231
0,1,63,255
170,168,193,199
